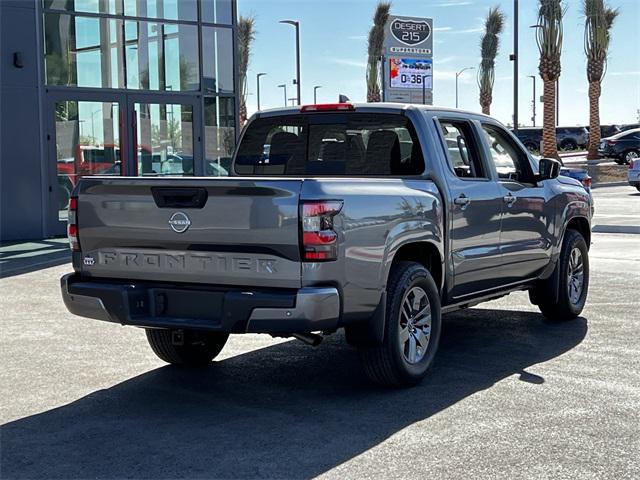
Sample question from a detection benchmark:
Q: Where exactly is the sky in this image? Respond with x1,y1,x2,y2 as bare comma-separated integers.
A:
238,0,640,127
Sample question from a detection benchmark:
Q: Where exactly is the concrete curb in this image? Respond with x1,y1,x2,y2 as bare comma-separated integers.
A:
591,181,629,189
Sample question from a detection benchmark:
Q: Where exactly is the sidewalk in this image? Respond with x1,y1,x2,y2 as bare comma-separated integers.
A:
0,238,70,279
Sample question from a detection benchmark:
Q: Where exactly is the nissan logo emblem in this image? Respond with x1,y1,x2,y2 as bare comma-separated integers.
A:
168,212,191,233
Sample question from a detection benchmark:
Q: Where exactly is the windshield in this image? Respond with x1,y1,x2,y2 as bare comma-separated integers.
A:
234,113,425,176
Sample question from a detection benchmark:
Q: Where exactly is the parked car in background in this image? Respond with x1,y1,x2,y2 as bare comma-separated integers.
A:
620,123,640,132
512,126,589,152
556,127,589,150
513,127,542,152
598,128,640,164
628,158,640,192
598,124,621,138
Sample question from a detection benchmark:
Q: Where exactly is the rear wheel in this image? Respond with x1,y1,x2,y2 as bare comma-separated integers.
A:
623,149,639,165
533,230,589,321
358,262,441,388
560,139,578,151
145,328,228,366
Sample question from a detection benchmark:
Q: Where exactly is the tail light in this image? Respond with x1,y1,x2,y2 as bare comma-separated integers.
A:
67,196,80,251
606,140,617,145
301,200,343,261
581,176,592,189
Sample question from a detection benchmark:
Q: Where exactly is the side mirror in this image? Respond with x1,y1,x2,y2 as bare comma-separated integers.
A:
537,158,561,181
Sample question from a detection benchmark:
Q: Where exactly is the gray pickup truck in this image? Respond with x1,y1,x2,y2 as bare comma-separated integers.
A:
61,103,592,387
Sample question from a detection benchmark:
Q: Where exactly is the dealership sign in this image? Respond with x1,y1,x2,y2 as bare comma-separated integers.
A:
390,18,431,46
382,15,434,105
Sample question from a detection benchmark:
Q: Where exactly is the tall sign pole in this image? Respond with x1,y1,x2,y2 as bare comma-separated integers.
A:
382,16,434,104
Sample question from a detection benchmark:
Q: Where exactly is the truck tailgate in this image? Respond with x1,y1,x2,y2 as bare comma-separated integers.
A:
75,177,303,288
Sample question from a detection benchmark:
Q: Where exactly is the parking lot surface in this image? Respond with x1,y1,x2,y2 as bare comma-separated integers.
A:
1,186,638,479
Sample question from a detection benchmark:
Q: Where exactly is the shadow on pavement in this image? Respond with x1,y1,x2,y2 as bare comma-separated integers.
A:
1,309,587,479
0,239,70,279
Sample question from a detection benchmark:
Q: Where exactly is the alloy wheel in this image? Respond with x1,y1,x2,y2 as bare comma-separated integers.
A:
567,247,585,306
399,286,431,364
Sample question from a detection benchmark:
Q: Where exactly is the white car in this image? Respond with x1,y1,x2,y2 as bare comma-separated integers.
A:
629,158,640,192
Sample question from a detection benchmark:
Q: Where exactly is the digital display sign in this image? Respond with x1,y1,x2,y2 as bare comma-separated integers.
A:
389,58,433,90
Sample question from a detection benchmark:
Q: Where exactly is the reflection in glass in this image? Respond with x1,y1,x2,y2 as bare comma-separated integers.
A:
123,0,197,22
44,13,125,88
125,21,199,91
201,0,233,25
55,100,121,220
204,97,235,176
43,0,122,15
202,26,234,94
135,103,194,175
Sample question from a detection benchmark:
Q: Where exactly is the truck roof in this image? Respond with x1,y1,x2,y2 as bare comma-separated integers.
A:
253,102,493,121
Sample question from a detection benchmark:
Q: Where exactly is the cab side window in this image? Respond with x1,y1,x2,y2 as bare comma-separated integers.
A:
439,120,486,179
481,124,534,183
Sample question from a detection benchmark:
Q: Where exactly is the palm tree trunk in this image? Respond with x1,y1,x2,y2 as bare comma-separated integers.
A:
542,79,558,159
482,105,490,115
587,81,601,160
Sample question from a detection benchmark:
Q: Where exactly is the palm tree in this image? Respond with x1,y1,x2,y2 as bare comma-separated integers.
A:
237,16,256,125
366,2,392,102
477,6,506,115
534,0,565,159
584,0,619,159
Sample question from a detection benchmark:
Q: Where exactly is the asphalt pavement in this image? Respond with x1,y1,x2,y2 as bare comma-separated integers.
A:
1,185,638,479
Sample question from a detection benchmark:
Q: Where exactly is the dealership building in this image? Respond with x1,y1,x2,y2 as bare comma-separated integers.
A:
1,0,238,241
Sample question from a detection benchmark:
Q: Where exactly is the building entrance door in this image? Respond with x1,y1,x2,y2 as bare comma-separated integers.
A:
46,91,201,236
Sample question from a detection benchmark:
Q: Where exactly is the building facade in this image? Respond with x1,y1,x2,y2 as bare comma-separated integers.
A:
1,0,238,241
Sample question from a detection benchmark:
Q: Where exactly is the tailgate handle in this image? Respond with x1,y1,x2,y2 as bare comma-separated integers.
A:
151,187,208,209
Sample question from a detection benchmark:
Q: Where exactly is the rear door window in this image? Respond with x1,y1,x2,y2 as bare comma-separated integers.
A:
234,113,425,176
437,120,486,179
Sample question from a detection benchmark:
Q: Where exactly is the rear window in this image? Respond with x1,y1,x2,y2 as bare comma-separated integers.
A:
234,113,425,176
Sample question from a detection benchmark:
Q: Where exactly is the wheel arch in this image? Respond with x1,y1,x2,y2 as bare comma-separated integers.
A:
389,241,444,294
565,216,591,249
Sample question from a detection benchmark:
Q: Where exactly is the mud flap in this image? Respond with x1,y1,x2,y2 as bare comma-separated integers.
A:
344,292,386,347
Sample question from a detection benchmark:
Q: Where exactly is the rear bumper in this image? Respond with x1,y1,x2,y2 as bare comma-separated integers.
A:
61,273,340,333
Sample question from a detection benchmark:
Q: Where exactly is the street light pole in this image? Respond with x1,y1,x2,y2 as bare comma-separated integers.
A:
278,84,287,106
513,0,519,133
280,20,301,105
288,97,297,106
528,75,536,126
313,85,322,104
455,67,475,109
256,73,267,111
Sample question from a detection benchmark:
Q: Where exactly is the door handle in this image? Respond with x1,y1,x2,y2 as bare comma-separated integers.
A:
454,194,471,209
503,193,517,206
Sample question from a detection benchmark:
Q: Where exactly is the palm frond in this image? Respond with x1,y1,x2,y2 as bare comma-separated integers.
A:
237,15,256,98
366,1,392,101
583,0,618,82
477,5,505,112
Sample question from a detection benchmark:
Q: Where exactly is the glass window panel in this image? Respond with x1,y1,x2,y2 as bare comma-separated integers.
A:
55,100,121,220
44,13,125,88
123,0,197,22
202,26,234,94
125,20,199,91
204,97,235,176
135,103,194,175
201,0,233,25
44,0,122,15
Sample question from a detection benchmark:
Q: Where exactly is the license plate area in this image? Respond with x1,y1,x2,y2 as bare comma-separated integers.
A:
149,288,224,322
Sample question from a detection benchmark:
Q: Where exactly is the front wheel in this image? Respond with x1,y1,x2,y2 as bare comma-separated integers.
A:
146,328,229,366
358,262,441,388
534,230,589,321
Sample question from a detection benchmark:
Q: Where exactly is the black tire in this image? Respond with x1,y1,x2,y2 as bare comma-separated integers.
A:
636,186,640,193
358,262,441,388
145,328,229,366
535,230,589,321
560,139,578,151
614,159,624,165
